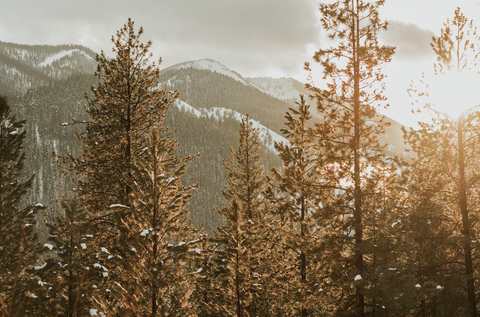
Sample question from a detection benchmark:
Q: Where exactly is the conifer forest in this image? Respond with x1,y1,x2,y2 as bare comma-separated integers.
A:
3,1,480,316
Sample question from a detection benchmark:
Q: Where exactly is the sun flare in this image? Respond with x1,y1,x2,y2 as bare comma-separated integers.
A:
428,69,480,120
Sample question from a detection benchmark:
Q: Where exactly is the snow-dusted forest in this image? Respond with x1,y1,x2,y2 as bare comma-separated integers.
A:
1,2,480,316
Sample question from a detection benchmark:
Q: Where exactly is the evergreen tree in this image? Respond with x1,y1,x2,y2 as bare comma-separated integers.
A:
58,20,179,313
404,8,480,316
267,95,329,316
95,128,200,316
35,200,103,317
62,18,177,231
304,1,405,315
187,234,219,317
401,152,465,316
0,95,43,316
210,116,268,317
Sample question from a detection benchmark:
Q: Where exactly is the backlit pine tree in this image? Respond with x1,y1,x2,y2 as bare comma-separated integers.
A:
62,18,177,234
266,95,330,316
404,8,480,316
59,20,178,312
97,128,200,316
304,0,404,315
210,116,268,317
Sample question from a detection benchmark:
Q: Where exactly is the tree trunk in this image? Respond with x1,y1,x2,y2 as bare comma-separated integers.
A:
457,119,477,317
352,0,364,316
301,198,307,317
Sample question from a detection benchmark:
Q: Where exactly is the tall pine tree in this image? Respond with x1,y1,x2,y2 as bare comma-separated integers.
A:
62,18,177,232
305,1,403,315
58,20,179,313
404,8,480,316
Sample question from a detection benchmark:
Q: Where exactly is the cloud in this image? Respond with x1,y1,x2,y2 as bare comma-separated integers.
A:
379,21,436,61
0,0,323,79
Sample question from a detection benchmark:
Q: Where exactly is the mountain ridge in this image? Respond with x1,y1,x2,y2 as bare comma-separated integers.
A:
0,41,408,233
0,40,96,94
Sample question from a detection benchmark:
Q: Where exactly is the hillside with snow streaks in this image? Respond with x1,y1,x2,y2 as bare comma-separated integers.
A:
163,59,250,86
174,100,288,152
38,49,93,67
205,107,288,152
0,41,97,94
175,100,202,117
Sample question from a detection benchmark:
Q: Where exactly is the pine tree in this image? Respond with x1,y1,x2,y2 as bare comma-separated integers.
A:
187,234,219,317
304,1,403,315
62,18,177,231
404,8,480,316
58,20,179,313
266,95,329,316
0,95,43,316
400,152,465,316
95,128,200,316
210,116,268,317
35,200,104,317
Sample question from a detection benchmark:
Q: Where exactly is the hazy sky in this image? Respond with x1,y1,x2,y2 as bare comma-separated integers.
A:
1,0,480,126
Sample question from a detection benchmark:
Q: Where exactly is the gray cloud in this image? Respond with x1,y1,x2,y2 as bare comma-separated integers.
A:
0,0,322,78
380,21,436,61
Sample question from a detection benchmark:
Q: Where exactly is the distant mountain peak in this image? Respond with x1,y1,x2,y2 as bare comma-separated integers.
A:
162,58,308,103
163,58,250,86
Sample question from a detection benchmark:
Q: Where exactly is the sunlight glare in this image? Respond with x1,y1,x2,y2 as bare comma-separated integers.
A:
428,69,480,120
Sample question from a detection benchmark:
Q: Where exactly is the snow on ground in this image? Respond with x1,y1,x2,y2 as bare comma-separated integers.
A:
38,49,93,67
174,100,288,153
164,59,250,86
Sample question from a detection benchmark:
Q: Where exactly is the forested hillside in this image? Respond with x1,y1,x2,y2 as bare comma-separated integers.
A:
0,41,96,94
3,49,286,233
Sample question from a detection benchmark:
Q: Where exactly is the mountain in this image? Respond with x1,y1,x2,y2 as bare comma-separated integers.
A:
174,100,287,153
0,45,408,235
163,58,251,86
247,76,308,102
162,59,407,156
163,59,308,102
0,41,96,94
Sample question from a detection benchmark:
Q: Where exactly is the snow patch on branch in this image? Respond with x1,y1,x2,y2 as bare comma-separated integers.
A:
109,204,130,209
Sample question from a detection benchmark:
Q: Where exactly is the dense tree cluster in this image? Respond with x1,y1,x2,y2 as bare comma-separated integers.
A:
3,2,480,317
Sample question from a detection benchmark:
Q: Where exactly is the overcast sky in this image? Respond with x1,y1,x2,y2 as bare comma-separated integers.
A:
1,0,480,126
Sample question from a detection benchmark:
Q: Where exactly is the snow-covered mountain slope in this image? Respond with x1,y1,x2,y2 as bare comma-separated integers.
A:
247,77,307,102
175,100,202,117
38,49,93,67
174,100,288,152
163,59,309,105
163,59,250,86
0,41,96,94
